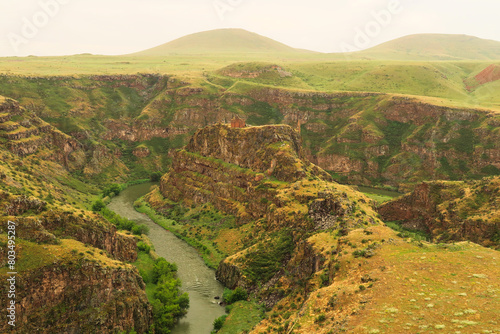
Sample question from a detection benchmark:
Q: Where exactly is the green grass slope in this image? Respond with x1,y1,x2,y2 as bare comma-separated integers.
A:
215,60,500,110
354,34,500,60
133,28,314,56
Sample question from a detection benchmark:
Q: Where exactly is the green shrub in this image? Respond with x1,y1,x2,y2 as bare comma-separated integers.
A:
102,184,122,198
91,200,105,212
100,207,148,234
315,314,326,323
150,172,163,182
481,165,500,176
213,315,227,331
137,241,151,254
138,269,149,283
320,271,330,287
153,258,178,284
132,224,150,236
385,221,430,241
223,287,248,305
150,257,189,334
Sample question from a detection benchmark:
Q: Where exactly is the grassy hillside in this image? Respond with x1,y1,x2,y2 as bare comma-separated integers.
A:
1,56,499,110
352,34,500,60
215,60,500,110
256,225,500,334
134,31,500,60
133,28,314,56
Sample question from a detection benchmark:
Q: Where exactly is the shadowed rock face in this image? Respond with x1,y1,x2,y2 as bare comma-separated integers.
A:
379,179,500,249
379,183,437,228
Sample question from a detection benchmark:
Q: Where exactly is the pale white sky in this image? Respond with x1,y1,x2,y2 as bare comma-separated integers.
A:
0,0,499,57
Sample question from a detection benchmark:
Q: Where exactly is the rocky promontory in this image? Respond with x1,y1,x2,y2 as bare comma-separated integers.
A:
148,123,381,301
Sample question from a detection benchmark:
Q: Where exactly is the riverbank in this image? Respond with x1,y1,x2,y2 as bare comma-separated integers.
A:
108,183,225,334
134,195,227,269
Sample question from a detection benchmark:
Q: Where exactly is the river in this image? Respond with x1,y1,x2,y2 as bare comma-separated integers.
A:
108,183,225,334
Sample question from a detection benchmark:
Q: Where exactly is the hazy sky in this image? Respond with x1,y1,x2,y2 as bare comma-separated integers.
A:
0,0,499,57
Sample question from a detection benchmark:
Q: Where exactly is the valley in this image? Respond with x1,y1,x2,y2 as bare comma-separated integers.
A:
108,183,226,334
0,28,499,333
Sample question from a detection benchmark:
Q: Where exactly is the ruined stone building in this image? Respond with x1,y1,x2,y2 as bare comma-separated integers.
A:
230,116,246,128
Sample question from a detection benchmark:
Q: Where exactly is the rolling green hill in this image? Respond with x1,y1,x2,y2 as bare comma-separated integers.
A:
208,60,500,110
133,28,314,56
355,34,500,60
134,30,500,60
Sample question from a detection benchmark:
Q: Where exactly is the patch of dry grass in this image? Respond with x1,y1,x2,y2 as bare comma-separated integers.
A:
250,225,499,334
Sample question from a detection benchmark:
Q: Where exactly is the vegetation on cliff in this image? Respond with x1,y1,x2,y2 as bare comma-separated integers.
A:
134,241,189,334
0,33,499,333
2,70,499,190
142,123,500,334
0,97,158,332
379,177,500,249
0,201,154,332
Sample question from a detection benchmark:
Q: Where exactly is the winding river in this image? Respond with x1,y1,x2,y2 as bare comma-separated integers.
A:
108,183,225,334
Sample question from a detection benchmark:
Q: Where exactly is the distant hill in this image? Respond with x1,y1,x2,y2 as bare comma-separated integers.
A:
356,34,500,60
134,30,500,60
133,28,314,56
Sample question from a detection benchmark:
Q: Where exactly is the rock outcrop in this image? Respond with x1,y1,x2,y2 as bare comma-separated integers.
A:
1,192,47,216
0,97,86,171
379,177,500,248
0,246,152,333
149,123,381,307
0,189,151,332
39,211,138,262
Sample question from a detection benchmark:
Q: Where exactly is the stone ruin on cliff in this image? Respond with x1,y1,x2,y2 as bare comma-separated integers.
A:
230,116,246,128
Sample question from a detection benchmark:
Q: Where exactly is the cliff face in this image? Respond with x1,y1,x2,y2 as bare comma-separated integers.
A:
0,97,123,177
0,110,153,333
0,190,153,332
157,124,370,229
139,85,500,188
0,191,137,262
0,98,82,162
184,123,329,182
2,76,500,187
379,177,500,248
150,123,381,306
39,211,138,262
0,242,152,333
